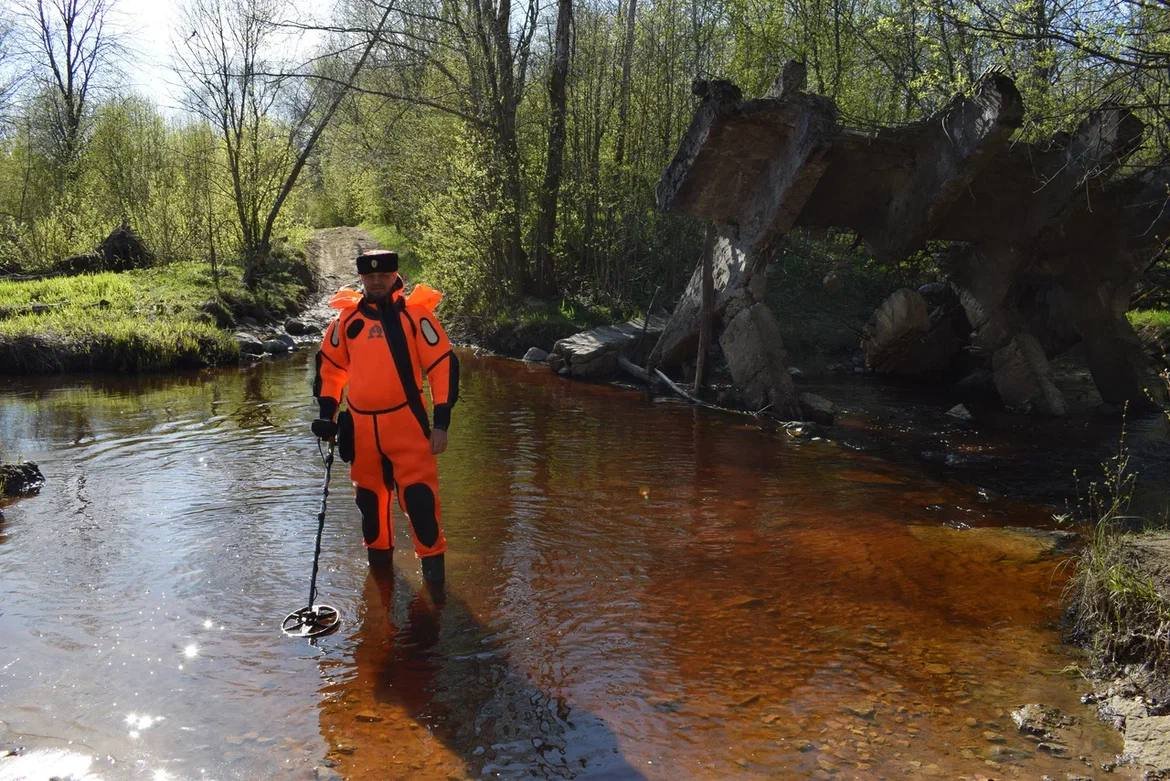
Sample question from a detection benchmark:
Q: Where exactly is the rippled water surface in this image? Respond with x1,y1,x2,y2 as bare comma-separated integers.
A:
0,352,1137,779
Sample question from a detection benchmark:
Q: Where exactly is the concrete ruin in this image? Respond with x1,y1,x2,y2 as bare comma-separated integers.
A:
650,62,1170,416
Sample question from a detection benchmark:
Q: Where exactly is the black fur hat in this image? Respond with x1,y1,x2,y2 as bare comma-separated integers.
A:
357,249,399,274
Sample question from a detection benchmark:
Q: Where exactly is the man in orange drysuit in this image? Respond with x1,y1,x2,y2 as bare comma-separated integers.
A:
310,249,459,584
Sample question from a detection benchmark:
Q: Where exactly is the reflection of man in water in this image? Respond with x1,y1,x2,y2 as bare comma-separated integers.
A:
315,570,646,778
311,249,459,583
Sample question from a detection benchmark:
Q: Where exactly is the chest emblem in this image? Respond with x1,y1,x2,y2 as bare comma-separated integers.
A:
368,324,385,339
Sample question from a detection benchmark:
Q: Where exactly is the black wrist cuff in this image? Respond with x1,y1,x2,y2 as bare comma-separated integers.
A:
317,397,339,420
433,404,451,431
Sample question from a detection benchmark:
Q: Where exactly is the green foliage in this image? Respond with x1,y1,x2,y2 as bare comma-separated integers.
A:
414,137,518,318
0,93,313,278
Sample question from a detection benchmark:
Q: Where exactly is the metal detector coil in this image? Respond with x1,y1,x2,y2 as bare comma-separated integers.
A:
282,441,342,639
282,604,340,638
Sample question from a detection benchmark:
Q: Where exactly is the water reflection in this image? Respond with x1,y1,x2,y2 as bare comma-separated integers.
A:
319,568,646,778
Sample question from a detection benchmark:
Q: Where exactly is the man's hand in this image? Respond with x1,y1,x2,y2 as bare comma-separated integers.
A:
311,418,338,441
430,428,448,455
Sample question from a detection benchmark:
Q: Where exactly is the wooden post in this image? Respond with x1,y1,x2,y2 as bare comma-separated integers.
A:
693,225,716,394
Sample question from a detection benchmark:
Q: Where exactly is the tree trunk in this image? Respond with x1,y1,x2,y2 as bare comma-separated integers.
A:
614,0,637,168
532,0,573,296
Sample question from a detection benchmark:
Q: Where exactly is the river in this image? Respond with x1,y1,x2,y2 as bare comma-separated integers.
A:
0,351,1141,779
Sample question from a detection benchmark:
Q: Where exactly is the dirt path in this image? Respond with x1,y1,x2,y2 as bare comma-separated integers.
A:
303,227,379,321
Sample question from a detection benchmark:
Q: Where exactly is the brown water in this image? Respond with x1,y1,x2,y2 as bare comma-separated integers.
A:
0,352,1136,779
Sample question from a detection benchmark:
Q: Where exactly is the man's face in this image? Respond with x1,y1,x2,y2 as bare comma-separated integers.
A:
360,271,399,299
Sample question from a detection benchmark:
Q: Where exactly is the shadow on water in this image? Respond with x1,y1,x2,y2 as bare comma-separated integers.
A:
318,566,646,780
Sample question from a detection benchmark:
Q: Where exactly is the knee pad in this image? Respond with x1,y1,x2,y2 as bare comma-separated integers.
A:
355,487,381,545
402,483,439,547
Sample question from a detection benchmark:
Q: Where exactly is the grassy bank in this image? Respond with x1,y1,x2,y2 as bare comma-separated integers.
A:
1066,439,1170,678
0,251,312,374
1129,309,1170,370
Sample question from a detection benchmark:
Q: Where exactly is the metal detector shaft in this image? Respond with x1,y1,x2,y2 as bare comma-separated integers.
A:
306,443,335,611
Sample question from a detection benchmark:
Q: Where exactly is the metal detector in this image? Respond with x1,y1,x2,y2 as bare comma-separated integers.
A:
282,441,341,638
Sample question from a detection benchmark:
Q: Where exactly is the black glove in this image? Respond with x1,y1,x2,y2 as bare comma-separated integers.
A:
311,418,338,440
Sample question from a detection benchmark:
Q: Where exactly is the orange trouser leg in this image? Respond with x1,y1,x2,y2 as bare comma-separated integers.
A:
375,407,447,559
350,411,395,551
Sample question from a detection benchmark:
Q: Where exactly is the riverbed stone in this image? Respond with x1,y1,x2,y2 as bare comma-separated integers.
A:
843,702,877,721
1124,715,1170,771
1012,704,1076,740
523,347,549,363
263,338,291,354
354,710,383,723
1037,741,1071,757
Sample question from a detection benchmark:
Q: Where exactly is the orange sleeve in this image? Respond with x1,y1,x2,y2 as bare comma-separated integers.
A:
411,307,459,430
313,313,351,418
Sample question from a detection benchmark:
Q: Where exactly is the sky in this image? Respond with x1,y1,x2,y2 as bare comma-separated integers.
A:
107,0,327,116
113,0,185,111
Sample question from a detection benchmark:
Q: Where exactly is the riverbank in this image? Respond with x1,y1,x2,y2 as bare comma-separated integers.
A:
0,244,314,374
1069,474,1170,776
1131,310,1170,377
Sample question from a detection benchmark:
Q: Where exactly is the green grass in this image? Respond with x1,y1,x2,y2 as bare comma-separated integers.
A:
1128,309,1170,330
359,222,424,282
0,252,312,374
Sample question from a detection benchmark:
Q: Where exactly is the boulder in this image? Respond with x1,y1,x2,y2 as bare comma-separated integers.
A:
1,462,45,497
551,317,664,379
799,392,836,425
522,347,549,363
1124,715,1170,772
264,338,292,354
235,333,265,356
946,404,973,421
719,303,802,417
285,318,318,336
991,333,1067,415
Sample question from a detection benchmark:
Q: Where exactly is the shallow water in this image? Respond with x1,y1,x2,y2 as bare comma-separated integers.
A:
0,352,1138,779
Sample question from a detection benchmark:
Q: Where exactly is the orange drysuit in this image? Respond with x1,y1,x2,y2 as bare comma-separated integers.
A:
313,279,459,560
